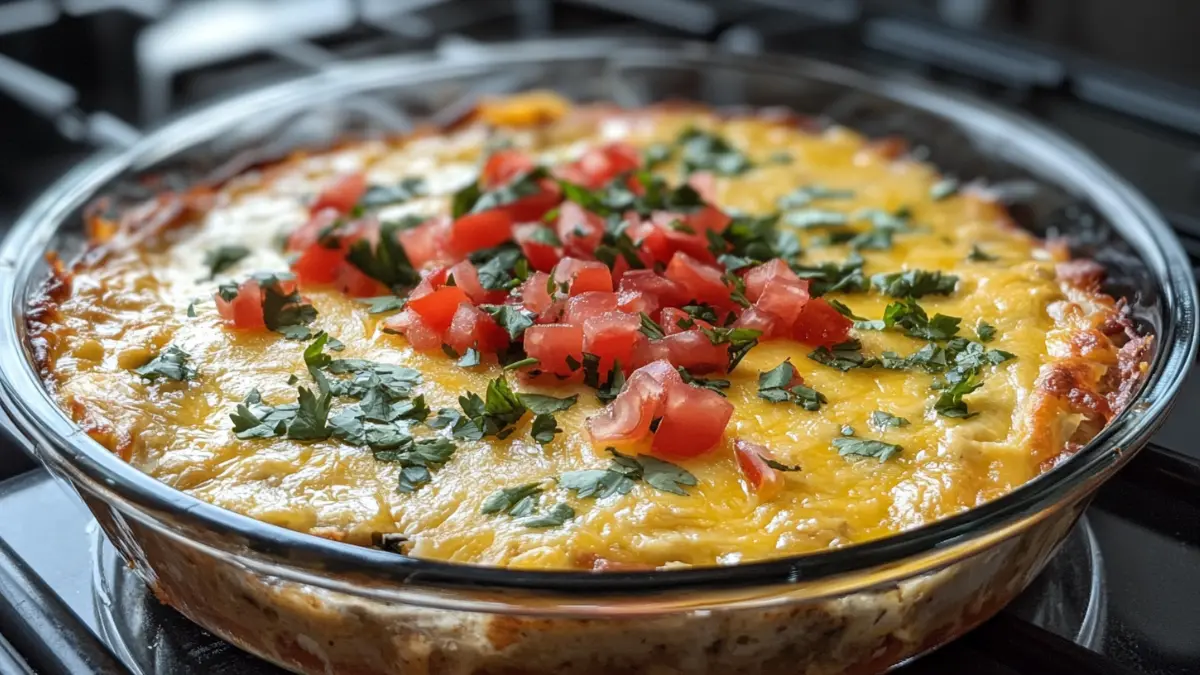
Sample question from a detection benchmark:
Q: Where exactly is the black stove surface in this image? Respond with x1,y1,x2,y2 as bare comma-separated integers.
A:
1,1,1199,674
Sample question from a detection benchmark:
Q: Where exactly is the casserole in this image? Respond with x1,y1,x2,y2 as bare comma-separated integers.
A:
0,40,1195,674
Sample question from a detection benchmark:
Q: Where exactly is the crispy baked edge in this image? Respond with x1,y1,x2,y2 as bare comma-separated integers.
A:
25,94,1151,534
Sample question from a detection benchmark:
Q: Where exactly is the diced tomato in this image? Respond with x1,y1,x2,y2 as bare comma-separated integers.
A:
558,143,641,189
406,286,471,333
687,204,732,235
481,149,536,189
615,290,654,317
335,262,385,298
287,208,340,253
519,272,556,315
755,278,810,326
556,202,605,260
564,292,619,324
445,304,509,355
446,260,506,305
664,252,731,307
791,298,853,347
586,360,681,442
734,306,785,337
310,173,367,215
553,257,613,296
383,308,442,352
445,209,513,258
659,330,728,374
659,307,711,335
582,312,643,377
618,270,690,309
647,212,718,264
734,439,785,501
651,379,733,458
743,259,802,302
625,216,672,266
214,279,266,330
513,223,562,273
524,324,584,377
498,182,561,223
290,241,344,285
399,216,450,270
687,171,717,203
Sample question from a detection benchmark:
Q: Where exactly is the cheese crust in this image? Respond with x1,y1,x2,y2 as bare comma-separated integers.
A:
28,95,1147,571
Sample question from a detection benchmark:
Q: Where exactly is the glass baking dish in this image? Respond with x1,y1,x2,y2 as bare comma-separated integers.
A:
0,39,1195,674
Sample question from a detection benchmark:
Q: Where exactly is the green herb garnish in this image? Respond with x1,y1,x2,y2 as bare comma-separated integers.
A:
202,245,250,280
134,345,196,382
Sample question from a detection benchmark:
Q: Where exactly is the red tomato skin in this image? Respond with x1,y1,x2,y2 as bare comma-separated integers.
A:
687,171,717,203
398,216,450,270
561,143,641,188
383,308,442,352
513,223,563,273
445,260,506,305
407,286,471,333
481,149,535,189
524,324,585,377
310,173,367,215
445,304,510,355
582,311,643,376
734,439,784,501
743,259,801,301
445,209,513,258
563,292,619,324
791,298,853,347
586,360,682,442
651,380,734,458
649,212,718,264
556,202,605,260
214,280,266,330
553,258,613,296
616,290,655,317
336,263,385,298
755,279,811,326
664,252,731,307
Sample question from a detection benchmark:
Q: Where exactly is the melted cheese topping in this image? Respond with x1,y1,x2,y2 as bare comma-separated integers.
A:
36,98,1123,570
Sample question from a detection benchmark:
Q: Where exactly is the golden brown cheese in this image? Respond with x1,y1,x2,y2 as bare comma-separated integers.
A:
30,96,1141,570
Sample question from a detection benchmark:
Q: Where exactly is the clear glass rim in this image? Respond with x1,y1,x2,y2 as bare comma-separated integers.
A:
0,38,1194,596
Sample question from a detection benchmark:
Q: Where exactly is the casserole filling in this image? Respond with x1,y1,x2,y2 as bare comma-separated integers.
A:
29,94,1147,569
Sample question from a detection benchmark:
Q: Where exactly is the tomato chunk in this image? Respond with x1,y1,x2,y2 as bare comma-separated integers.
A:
524,324,584,377
335,262,384,298
650,379,733,458
563,292,619,325
398,216,450,270
558,143,641,189
445,304,509,355
582,312,643,377
586,360,681,442
556,202,605,260
618,270,689,309
519,272,556,316
659,307,711,335
553,257,613,296
513,223,563,273
310,173,367,215
791,298,853,347
445,209,513,258
214,279,266,330
755,279,810,326
288,208,340,253
291,241,344,285
734,306,785,338
406,285,471,333
660,330,728,374
383,308,442,352
498,182,561,223
743,259,802,302
481,149,536,189
664,252,731,307
734,439,785,501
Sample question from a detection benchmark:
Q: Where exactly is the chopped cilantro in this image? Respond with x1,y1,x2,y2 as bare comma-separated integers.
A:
783,209,850,230
777,185,855,209
757,361,827,411
345,220,421,291
202,245,250,279
808,339,877,372
516,502,575,528
870,270,958,298
791,256,868,296
968,245,998,262
457,347,482,368
676,367,730,396
638,312,666,340
134,345,195,382
358,177,424,209
977,321,997,342
869,410,910,430
697,325,761,371
677,127,754,176
833,435,902,462
559,468,636,499
933,370,984,418
286,386,332,440
481,483,543,516
482,304,535,341
358,295,405,314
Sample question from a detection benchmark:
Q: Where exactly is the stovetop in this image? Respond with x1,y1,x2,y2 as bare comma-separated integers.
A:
1,1,1200,674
